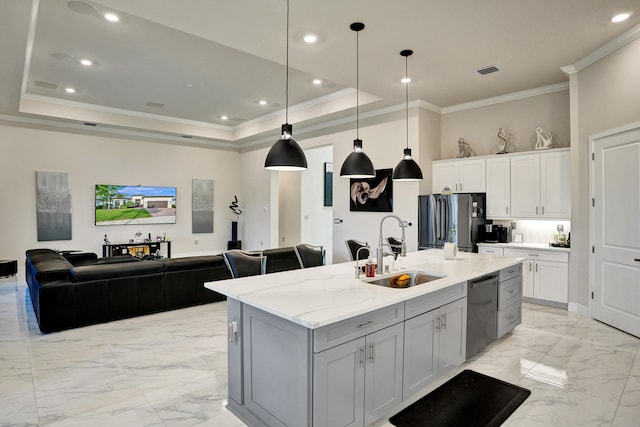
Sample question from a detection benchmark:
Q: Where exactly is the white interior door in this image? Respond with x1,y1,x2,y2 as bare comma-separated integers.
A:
591,125,640,338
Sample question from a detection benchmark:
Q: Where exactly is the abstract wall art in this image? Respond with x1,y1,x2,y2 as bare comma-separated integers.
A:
36,171,72,241
192,179,214,233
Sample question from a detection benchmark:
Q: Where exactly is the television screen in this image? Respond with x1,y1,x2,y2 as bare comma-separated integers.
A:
95,184,176,226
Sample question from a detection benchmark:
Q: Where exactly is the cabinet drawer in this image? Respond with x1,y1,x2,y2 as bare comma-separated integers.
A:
478,246,504,256
498,275,522,309
313,303,404,353
404,282,467,320
504,248,569,263
499,263,522,282
497,301,521,338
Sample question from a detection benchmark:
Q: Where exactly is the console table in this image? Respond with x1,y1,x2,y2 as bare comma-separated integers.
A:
103,241,171,258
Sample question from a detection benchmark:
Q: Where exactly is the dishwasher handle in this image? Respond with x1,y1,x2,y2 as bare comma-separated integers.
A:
469,274,498,288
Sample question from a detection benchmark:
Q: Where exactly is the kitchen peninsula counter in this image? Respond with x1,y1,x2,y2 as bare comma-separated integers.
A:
205,248,523,329
205,249,524,427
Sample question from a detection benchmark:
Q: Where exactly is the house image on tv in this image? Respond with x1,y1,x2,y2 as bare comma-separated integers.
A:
129,195,175,209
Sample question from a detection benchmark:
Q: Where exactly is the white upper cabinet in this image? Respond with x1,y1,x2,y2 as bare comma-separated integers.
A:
510,154,541,217
510,149,570,219
432,158,486,194
485,156,511,219
540,150,571,218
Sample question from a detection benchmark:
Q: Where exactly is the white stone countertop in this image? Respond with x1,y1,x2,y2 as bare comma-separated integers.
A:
477,242,571,253
205,249,523,330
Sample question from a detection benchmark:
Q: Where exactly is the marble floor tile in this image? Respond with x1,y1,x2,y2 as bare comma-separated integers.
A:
1,278,639,427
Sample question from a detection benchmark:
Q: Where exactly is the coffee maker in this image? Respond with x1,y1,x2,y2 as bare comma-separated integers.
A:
481,224,499,243
481,224,510,243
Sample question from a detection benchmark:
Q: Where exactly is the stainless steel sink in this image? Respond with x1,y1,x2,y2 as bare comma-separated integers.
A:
362,270,445,288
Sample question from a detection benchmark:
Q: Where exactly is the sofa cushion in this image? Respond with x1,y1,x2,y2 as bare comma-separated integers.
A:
63,252,99,266
33,258,74,283
26,248,61,262
69,261,163,282
160,255,226,272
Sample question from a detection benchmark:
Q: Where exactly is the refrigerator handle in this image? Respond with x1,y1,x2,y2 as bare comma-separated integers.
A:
435,198,441,241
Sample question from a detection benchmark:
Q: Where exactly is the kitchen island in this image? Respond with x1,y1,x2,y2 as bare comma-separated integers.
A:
205,249,523,427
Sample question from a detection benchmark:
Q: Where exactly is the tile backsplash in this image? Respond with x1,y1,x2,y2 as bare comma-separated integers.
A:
492,220,571,244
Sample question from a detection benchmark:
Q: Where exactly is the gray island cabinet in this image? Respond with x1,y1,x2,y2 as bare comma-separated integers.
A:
206,249,523,427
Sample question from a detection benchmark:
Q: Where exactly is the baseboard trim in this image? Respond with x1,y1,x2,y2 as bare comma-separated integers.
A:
568,302,590,317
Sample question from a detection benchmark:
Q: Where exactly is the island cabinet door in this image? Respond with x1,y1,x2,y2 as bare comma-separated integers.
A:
242,305,312,427
313,337,365,427
437,298,468,376
363,323,404,426
402,308,439,400
313,323,404,427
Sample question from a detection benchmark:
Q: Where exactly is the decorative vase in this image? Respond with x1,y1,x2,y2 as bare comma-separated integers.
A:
443,242,458,260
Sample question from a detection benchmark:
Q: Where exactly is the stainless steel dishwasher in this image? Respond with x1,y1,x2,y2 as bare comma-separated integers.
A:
466,272,498,359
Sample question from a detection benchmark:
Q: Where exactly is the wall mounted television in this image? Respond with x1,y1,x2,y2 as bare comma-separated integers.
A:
95,184,176,226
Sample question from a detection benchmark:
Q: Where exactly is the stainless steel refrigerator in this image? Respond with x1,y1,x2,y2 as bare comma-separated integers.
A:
418,193,488,253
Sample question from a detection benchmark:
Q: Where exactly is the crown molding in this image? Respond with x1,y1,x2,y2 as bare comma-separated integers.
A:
562,22,640,75
237,99,427,151
20,93,230,131
0,113,239,150
440,82,569,114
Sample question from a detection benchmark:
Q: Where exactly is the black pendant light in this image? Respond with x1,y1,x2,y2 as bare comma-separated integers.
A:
340,22,375,179
392,49,423,181
265,0,307,171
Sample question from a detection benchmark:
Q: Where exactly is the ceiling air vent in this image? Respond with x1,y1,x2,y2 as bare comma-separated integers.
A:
34,81,58,90
145,102,165,108
477,65,500,76
83,122,97,126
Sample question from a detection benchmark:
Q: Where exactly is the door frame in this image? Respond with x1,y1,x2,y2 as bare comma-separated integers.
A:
589,120,640,328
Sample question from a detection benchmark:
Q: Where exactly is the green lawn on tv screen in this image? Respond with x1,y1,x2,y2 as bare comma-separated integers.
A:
96,209,153,222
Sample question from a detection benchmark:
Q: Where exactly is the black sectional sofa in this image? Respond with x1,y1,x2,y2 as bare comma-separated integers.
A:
25,249,231,333
25,247,307,333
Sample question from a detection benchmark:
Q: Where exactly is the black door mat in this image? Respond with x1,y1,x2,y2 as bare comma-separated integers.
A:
389,370,531,427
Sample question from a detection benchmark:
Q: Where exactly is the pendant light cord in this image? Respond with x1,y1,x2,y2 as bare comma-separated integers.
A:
405,55,409,149
356,29,359,139
285,0,290,125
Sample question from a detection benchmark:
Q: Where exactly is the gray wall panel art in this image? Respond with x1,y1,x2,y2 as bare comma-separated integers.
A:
192,179,214,233
36,171,72,241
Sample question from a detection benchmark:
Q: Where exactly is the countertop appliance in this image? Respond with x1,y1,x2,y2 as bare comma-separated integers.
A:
466,272,498,359
418,193,488,253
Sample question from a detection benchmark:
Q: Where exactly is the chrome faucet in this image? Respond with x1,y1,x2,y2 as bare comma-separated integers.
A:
354,245,371,278
377,215,406,274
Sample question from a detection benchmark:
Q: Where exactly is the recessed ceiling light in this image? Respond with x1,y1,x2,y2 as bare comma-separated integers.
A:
104,13,119,22
312,79,322,85
259,100,268,105
80,59,93,66
220,115,229,120
611,12,631,23
303,34,318,44
401,77,411,84
64,87,76,93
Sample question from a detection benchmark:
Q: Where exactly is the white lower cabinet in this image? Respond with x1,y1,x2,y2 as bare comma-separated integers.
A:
313,323,404,427
504,249,569,305
403,298,467,400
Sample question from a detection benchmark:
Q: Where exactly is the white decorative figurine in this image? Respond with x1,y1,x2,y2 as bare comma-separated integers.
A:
496,128,508,154
535,127,553,150
456,137,475,158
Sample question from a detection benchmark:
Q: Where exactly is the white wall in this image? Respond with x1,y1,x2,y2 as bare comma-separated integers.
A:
570,34,640,307
300,145,334,263
0,124,241,273
239,147,273,251
278,171,301,247
303,111,422,264
440,91,570,159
